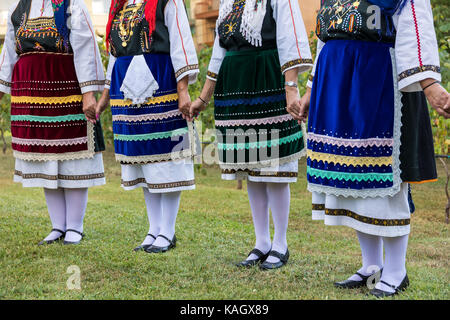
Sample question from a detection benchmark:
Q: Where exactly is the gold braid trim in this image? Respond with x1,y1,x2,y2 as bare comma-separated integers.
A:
307,150,393,167
110,93,178,107
325,208,410,226
11,95,83,105
281,59,313,73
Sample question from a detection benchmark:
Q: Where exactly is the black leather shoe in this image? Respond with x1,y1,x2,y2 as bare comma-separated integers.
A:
145,234,176,253
236,248,270,268
63,229,85,245
369,274,409,298
259,249,289,270
133,234,156,252
334,268,383,289
38,228,65,246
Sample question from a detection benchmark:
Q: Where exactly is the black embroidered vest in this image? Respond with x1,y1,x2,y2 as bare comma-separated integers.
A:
316,0,396,43
218,0,277,51
11,0,73,55
109,0,170,58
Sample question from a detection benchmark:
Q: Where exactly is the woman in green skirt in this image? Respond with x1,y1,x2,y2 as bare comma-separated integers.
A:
191,0,312,269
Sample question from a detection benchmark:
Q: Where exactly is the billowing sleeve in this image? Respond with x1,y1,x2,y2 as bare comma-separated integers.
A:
306,39,325,88
393,0,441,92
206,33,226,81
272,0,313,75
105,54,117,90
0,1,20,94
69,0,105,93
164,0,199,84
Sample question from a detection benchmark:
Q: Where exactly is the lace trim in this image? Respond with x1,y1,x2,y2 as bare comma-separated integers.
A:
79,80,105,88
0,79,11,87
307,133,394,148
307,167,393,182
110,93,178,107
112,110,182,122
218,130,303,151
11,114,86,123
307,150,392,167
215,114,294,127
12,121,95,161
11,136,88,146
308,48,403,198
398,65,440,81
281,59,314,73
11,95,83,105
114,127,188,142
215,94,285,107
175,65,199,79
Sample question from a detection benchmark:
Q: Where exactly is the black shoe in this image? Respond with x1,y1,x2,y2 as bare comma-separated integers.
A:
133,234,157,252
145,234,176,253
369,274,409,298
334,268,383,289
63,229,85,245
236,248,270,268
38,228,65,246
259,249,289,270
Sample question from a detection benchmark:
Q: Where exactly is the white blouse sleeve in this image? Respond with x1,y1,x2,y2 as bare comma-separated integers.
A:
272,0,313,75
105,54,117,90
206,33,226,81
0,1,20,94
306,39,325,88
165,0,199,84
69,0,105,94
393,0,441,92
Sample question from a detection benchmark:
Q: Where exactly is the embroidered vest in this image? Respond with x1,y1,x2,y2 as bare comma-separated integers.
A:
218,0,276,51
109,0,170,58
316,0,396,43
11,0,73,55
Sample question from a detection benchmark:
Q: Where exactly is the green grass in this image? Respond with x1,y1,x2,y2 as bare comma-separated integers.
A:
0,148,448,300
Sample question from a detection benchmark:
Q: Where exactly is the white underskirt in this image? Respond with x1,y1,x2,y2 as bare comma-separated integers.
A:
14,153,106,189
311,183,410,237
221,160,298,183
121,158,195,193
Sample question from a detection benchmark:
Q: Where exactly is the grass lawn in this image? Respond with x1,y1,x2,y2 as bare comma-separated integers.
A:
0,148,448,300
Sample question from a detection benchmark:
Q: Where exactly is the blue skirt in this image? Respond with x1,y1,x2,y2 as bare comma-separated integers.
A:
307,40,402,198
110,53,195,164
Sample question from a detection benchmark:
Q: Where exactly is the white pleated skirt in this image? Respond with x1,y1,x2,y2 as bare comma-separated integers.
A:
120,158,195,193
311,183,410,237
13,153,106,189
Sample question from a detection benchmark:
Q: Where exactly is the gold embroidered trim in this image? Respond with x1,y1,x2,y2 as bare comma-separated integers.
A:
312,203,325,211
175,64,199,79
105,80,111,86
221,169,298,178
207,71,218,79
0,79,11,87
79,80,105,88
308,75,314,82
325,209,410,226
307,150,393,167
19,52,74,57
110,93,178,107
281,59,313,73
11,95,83,105
14,170,105,181
398,65,441,81
121,178,195,189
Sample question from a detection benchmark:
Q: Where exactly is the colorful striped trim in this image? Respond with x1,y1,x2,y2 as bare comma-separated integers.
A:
175,64,199,79
215,94,285,107
325,208,410,226
11,136,88,146
11,114,86,122
307,167,393,182
215,114,294,127
308,133,394,148
110,93,178,107
11,95,83,105
281,59,313,73
112,109,182,122
114,127,189,142
218,130,303,151
398,65,440,81
307,150,393,167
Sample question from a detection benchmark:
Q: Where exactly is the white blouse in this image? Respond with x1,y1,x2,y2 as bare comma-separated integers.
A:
0,0,105,94
105,0,199,89
207,0,313,81
307,0,441,92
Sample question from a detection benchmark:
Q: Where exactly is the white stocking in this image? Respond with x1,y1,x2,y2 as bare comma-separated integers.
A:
348,231,383,281
142,188,162,246
43,188,66,241
152,191,181,247
64,188,88,242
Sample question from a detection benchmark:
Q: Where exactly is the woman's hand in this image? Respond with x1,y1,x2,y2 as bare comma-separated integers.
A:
190,98,207,119
95,89,110,120
285,86,302,121
189,78,216,119
82,91,97,124
177,76,192,121
421,79,450,119
297,87,311,124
